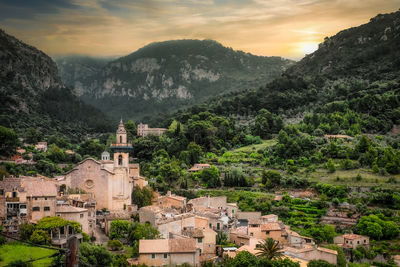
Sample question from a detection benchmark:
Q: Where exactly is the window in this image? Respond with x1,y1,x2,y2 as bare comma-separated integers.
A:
118,155,123,165
151,254,155,259
250,233,253,236
232,209,234,213
199,249,202,255
209,223,212,228
80,214,84,218
346,240,348,243
266,231,270,234
217,223,220,230
34,197,37,200
45,197,47,200
364,240,366,243
32,207,40,211
198,238,203,243
20,204,26,209
0,189,3,195
12,191,17,198
44,206,50,211
357,241,360,244
163,253,167,259
120,136,122,143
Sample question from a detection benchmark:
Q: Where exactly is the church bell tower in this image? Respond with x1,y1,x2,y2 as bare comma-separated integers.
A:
110,119,133,168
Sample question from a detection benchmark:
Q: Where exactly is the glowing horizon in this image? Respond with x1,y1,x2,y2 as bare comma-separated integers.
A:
0,0,399,60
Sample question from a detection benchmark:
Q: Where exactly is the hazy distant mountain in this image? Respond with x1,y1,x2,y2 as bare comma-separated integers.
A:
56,39,293,121
0,29,112,140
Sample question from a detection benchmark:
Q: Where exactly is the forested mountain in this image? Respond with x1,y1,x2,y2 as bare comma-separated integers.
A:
56,40,293,121
0,29,113,142
54,56,114,94
160,11,400,135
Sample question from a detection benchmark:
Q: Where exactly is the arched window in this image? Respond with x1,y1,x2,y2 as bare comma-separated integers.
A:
120,135,122,143
118,155,123,165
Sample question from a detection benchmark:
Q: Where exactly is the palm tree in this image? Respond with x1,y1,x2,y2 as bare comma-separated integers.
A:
255,238,282,260
216,231,228,245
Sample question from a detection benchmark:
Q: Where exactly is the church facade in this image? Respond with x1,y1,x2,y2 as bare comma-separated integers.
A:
62,120,147,211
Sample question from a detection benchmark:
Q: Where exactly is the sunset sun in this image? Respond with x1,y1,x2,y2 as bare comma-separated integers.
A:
301,43,319,54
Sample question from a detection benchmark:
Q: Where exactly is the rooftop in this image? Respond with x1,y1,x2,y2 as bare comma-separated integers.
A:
56,205,88,213
261,222,282,231
139,239,197,254
341,234,366,240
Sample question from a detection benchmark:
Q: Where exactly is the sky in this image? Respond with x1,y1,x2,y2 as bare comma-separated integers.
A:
0,0,399,60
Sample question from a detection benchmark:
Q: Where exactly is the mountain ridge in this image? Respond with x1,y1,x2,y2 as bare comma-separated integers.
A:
0,29,113,141
56,39,294,121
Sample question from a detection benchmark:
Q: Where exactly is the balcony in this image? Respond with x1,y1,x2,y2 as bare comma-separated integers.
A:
110,143,133,152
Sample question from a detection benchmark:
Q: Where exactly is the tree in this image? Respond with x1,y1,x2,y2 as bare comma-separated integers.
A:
216,231,228,245
356,214,399,240
272,258,300,267
307,225,336,244
110,220,130,239
307,260,335,267
131,186,154,208
255,238,282,260
24,127,42,144
125,120,137,141
187,142,203,165
233,251,258,267
0,126,19,156
77,139,105,158
79,243,113,267
262,170,282,186
200,166,221,188
326,159,336,173
18,223,36,240
107,239,124,251
29,229,50,245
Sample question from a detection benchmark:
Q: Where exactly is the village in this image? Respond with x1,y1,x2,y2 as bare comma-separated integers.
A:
0,121,375,267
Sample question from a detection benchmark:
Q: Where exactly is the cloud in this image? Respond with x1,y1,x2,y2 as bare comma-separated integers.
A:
1,0,399,59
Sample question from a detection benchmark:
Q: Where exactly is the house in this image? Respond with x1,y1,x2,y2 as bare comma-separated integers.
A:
157,191,187,212
188,164,211,172
182,227,217,262
229,228,251,246
66,194,97,234
138,205,180,227
137,123,167,137
286,230,314,248
187,195,238,218
157,214,209,239
261,214,279,223
35,142,48,152
283,246,338,266
22,177,58,223
0,177,27,234
333,234,369,249
56,204,90,234
236,211,262,227
139,239,200,266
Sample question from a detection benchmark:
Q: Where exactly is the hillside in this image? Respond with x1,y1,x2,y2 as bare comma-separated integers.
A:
0,29,113,142
56,39,293,121
160,11,400,135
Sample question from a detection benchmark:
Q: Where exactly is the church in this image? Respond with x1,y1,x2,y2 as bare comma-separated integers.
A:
61,120,148,211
